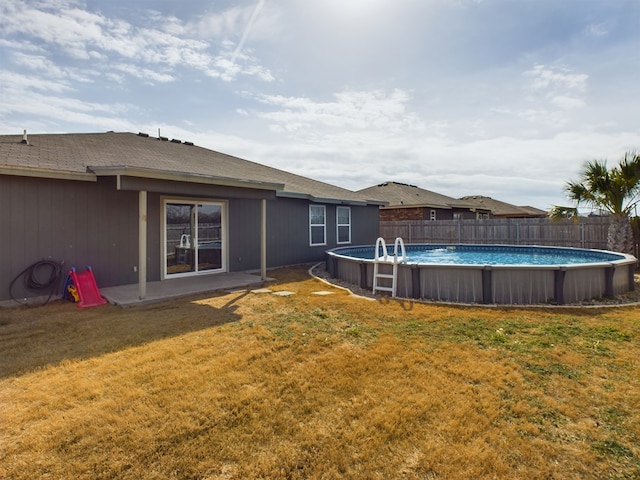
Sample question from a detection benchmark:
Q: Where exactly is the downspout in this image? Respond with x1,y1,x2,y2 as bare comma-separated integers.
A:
139,190,147,300
261,198,267,280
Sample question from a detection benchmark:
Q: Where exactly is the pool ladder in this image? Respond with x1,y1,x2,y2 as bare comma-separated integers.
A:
372,237,407,298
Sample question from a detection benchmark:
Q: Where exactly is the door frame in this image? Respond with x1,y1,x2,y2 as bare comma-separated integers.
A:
160,196,228,279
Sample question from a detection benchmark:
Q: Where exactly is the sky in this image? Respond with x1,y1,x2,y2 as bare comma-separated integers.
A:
1,0,639,211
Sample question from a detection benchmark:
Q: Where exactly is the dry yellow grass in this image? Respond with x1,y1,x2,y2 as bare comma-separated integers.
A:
1,265,639,479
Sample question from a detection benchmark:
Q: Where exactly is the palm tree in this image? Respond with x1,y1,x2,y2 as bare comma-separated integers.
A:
550,152,640,254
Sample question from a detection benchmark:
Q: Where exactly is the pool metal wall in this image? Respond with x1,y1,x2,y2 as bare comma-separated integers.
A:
326,246,637,305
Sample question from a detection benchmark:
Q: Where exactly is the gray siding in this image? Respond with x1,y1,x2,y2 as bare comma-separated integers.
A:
267,197,319,267
228,197,380,270
265,198,380,268
1,175,139,301
351,204,381,245
1,174,381,302
228,198,262,271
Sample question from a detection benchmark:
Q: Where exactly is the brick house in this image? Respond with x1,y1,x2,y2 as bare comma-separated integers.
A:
357,182,491,221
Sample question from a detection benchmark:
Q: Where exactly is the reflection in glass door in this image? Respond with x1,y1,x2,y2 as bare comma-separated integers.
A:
165,200,224,277
196,204,222,272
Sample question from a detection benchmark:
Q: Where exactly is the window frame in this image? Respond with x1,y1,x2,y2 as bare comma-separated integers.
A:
336,206,352,245
309,204,326,246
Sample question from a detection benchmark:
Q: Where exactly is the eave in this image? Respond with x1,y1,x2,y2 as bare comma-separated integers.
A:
0,165,97,182
88,166,284,191
277,191,386,207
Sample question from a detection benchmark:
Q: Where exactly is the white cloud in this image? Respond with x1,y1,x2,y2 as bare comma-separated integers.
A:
0,70,72,94
525,65,588,92
0,0,275,83
585,22,610,37
112,64,175,84
516,64,589,129
11,52,94,83
0,87,136,133
551,95,585,110
190,2,282,41
189,6,252,39
250,89,425,135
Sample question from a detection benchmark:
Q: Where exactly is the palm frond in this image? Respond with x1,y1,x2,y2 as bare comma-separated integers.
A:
548,205,578,220
562,152,640,217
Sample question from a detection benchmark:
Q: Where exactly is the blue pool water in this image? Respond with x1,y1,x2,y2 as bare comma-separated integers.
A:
336,244,624,266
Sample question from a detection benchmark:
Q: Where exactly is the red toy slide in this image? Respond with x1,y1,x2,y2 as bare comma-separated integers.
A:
68,267,107,308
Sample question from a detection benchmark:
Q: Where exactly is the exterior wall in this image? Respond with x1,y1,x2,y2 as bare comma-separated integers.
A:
227,198,262,271
169,196,380,271
1,175,139,302
351,203,381,245
380,207,425,221
453,209,486,220
380,207,460,221
1,174,381,301
264,197,380,268
380,207,486,222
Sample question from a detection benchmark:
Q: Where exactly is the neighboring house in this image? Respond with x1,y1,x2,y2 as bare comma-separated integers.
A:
357,182,491,221
0,131,383,302
459,196,547,218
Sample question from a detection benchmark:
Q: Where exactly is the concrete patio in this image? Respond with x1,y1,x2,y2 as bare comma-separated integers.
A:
100,272,272,307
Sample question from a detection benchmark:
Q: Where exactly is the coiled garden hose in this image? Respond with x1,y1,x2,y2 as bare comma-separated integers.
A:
9,259,65,306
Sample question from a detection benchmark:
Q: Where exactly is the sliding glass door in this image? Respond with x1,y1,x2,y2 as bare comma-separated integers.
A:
164,199,225,277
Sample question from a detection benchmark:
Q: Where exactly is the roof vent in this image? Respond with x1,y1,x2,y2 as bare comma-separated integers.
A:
21,129,28,145
138,132,149,137
183,141,194,146
158,136,168,141
170,138,181,143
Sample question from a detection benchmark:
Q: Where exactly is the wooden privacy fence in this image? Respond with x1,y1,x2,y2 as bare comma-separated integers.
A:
380,217,614,250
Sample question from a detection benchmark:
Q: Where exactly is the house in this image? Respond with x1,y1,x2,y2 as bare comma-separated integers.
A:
0,131,384,303
459,196,547,218
357,182,491,221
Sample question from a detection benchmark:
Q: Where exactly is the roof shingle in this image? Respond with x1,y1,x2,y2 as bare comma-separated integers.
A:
0,132,382,205
357,181,480,210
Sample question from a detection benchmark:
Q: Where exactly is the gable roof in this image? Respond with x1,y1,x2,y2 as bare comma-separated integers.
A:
0,132,383,206
357,181,485,211
459,195,547,218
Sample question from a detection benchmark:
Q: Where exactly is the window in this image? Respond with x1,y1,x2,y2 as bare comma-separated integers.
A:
453,212,462,220
336,206,351,244
309,205,326,246
430,209,437,221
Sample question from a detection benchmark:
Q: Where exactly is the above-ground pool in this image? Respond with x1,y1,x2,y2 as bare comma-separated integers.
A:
326,243,637,305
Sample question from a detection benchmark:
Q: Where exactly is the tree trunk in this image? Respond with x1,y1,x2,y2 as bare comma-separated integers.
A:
631,216,640,258
607,215,635,254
